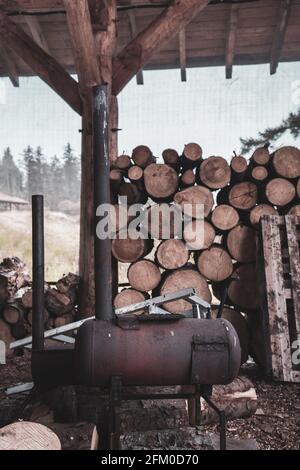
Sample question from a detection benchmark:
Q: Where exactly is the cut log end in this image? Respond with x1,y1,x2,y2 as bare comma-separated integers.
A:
132,145,154,168
273,146,300,179
197,246,233,282
265,178,296,206
156,239,189,270
229,182,258,210
199,156,231,189
174,186,214,218
183,220,215,251
144,163,178,200
114,289,146,315
128,260,161,293
227,224,256,263
250,204,278,228
211,204,239,232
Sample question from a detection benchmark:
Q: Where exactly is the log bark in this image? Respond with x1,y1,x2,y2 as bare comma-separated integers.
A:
179,169,195,188
112,236,153,263
226,224,256,263
119,182,144,205
183,220,215,250
273,146,300,179
211,204,239,232
174,186,214,218
128,165,144,183
132,145,155,168
159,268,211,313
128,260,161,293
0,257,30,304
230,154,247,182
156,239,189,270
197,246,233,282
198,156,231,190
228,263,259,310
250,204,278,228
45,288,75,317
162,148,181,172
265,178,296,206
181,143,202,169
211,307,249,364
228,182,258,210
114,288,146,315
144,163,178,201
251,146,270,166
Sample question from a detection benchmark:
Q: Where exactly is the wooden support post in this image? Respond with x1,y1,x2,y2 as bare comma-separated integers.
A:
179,28,186,82
112,0,210,95
270,0,292,75
0,10,82,114
225,4,238,80
0,44,19,86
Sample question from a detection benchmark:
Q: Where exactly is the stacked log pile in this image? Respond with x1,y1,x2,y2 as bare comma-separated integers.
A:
111,144,300,367
0,258,79,355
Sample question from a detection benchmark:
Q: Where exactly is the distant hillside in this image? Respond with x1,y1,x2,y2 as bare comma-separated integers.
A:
0,210,79,281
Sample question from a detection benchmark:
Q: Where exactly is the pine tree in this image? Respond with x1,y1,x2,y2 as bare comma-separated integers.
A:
62,143,80,201
48,155,64,209
240,108,300,154
0,147,23,196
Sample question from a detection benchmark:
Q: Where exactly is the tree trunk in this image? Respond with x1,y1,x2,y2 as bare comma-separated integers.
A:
114,288,147,314
128,260,161,293
159,268,211,313
155,239,189,270
228,182,258,210
226,224,256,263
196,246,233,282
174,186,214,218
198,156,231,190
211,204,239,232
144,164,179,201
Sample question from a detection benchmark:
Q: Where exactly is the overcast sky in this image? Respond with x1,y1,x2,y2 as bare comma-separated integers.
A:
0,61,300,165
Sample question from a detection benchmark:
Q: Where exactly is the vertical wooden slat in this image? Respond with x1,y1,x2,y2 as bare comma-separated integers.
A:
285,216,300,345
262,215,293,382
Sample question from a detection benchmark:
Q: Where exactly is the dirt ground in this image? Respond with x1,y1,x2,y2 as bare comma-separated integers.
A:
0,353,299,450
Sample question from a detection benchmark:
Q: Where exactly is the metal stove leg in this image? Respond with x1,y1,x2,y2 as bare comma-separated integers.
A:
109,375,122,450
202,395,227,450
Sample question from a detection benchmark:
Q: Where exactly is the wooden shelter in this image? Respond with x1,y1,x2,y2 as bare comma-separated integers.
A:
0,0,299,314
0,191,28,210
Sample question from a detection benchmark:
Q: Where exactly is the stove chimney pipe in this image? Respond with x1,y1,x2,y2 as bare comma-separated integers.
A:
93,84,113,321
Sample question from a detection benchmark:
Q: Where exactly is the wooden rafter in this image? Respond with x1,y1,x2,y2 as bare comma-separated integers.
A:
63,0,100,88
128,9,144,85
0,44,19,86
25,15,50,53
225,4,238,80
179,28,186,82
112,0,210,95
0,1,62,12
270,0,292,75
0,11,82,114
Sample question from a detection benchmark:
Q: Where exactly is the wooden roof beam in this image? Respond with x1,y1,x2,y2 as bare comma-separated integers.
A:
63,0,100,88
0,44,19,86
112,0,210,95
225,4,238,80
128,9,144,85
179,28,186,82
0,10,82,114
270,0,292,75
25,15,50,53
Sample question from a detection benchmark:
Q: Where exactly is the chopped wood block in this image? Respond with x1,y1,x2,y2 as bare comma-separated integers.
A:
0,422,61,450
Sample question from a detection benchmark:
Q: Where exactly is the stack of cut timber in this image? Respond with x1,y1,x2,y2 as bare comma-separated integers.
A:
111,144,300,368
0,261,80,355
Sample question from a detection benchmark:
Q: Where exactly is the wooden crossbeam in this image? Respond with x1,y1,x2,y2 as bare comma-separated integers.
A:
63,0,100,88
0,0,62,12
112,0,210,95
179,28,186,82
128,9,144,85
270,0,292,75
225,4,238,79
25,15,50,53
0,10,82,114
0,44,19,86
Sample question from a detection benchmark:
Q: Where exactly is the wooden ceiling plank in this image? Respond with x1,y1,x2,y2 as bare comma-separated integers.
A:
25,15,50,53
0,44,19,86
179,27,186,81
0,10,82,114
270,0,292,75
63,0,100,87
225,4,238,79
128,9,144,85
112,0,210,95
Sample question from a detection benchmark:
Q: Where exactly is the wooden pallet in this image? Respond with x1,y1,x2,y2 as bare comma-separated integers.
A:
258,215,300,383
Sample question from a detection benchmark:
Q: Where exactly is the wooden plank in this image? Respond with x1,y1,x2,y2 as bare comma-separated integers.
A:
0,44,19,86
285,216,300,344
112,0,210,95
0,10,82,114
25,15,50,53
63,0,100,88
270,0,292,75
128,9,144,85
0,0,63,12
261,216,293,382
225,4,238,79
179,28,186,82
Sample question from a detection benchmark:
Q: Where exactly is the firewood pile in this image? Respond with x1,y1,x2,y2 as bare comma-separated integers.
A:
0,257,79,355
111,144,300,367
